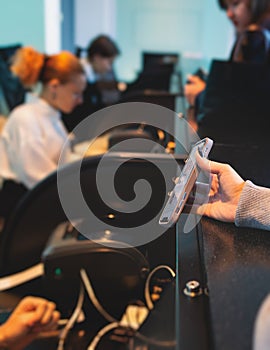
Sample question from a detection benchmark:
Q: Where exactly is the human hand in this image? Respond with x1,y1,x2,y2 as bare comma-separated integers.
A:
0,296,60,350
184,75,206,106
194,157,245,222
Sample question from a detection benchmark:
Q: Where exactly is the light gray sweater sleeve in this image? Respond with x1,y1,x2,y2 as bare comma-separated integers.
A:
235,180,270,230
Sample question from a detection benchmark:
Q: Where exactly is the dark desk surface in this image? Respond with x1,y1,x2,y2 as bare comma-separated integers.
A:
3,143,270,350
6,217,269,350
201,218,270,350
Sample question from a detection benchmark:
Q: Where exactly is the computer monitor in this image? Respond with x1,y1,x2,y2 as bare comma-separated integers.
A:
142,52,179,70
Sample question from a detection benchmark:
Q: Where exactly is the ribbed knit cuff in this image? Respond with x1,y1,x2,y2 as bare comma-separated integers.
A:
235,180,270,231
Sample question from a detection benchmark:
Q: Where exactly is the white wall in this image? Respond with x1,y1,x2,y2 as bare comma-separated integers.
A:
113,0,233,81
0,0,45,50
202,0,233,62
74,0,117,49
0,0,232,80
0,0,62,54
44,0,62,54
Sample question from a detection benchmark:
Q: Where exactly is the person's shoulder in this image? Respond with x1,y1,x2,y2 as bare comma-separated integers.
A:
232,25,270,63
242,24,266,43
10,101,35,116
8,99,41,127
244,24,270,42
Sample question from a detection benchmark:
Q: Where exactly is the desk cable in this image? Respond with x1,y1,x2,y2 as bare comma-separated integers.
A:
144,264,176,310
81,265,176,350
57,283,84,350
0,263,44,291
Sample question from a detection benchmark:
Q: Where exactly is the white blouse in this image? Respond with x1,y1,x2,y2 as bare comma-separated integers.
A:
0,98,76,189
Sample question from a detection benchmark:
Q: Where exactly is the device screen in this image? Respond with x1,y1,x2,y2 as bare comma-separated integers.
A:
159,137,213,227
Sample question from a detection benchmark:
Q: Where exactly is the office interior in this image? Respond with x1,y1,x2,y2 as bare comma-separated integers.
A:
0,0,270,349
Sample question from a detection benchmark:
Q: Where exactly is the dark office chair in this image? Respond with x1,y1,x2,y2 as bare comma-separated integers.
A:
120,53,183,146
122,52,180,96
0,43,21,65
0,153,181,276
0,152,180,332
142,51,179,70
0,45,25,114
0,153,187,350
75,46,86,58
117,90,181,148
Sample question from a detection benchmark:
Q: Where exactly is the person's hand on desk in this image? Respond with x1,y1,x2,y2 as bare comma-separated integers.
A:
184,75,206,106
0,296,60,350
193,157,245,222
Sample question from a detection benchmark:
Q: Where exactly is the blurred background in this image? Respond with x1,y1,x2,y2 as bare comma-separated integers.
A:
0,0,233,82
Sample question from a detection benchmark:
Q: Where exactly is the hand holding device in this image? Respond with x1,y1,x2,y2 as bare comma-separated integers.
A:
159,137,213,227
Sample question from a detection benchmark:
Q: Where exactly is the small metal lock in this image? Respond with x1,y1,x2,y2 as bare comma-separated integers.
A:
183,280,203,298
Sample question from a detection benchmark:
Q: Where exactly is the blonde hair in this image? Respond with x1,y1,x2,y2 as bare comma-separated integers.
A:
41,51,85,84
10,47,84,88
10,47,44,87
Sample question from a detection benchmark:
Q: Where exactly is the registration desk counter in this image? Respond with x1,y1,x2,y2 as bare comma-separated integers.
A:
131,210,270,350
200,217,270,350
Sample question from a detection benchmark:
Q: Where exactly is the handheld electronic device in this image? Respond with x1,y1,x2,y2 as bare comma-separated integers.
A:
159,137,213,227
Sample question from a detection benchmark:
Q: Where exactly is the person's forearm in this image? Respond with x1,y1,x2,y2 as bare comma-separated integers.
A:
235,181,270,230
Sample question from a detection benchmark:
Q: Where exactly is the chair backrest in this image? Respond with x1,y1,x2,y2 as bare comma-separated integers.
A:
124,68,175,93
0,44,21,65
0,153,183,276
122,52,179,95
142,52,179,71
74,46,86,58
0,54,25,114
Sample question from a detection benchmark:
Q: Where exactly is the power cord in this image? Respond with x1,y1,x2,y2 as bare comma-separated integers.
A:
134,330,176,348
144,265,176,310
81,265,176,349
80,268,116,323
57,282,84,350
87,322,120,350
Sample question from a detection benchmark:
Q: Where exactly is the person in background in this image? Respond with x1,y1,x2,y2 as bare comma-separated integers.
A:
62,34,121,133
0,46,50,134
9,46,47,99
184,0,270,125
0,296,60,350
0,46,86,221
81,34,120,84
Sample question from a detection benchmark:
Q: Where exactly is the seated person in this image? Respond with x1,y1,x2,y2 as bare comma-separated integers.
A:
0,296,60,350
80,34,120,84
184,0,270,125
0,47,86,221
62,34,121,133
0,45,52,133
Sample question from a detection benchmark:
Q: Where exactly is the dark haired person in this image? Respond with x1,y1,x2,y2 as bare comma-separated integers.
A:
62,35,121,134
184,0,270,123
0,47,86,221
81,34,120,83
